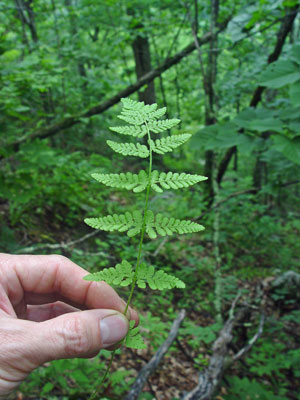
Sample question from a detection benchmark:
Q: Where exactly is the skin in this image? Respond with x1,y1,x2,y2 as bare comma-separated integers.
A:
0,253,138,397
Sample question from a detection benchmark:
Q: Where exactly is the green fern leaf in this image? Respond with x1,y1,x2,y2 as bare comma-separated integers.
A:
83,260,134,286
137,263,185,290
91,170,149,192
150,134,191,154
84,211,143,237
125,320,146,349
118,99,171,125
148,119,180,133
156,171,207,191
145,210,205,238
147,107,167,120
107,140,149,158
109,125,148,138
118,99,157,125
91,170,206,193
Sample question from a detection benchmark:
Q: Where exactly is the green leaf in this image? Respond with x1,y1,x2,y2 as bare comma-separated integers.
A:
260,60,300,88
145,211,205,238
235,108,283,133
109,125,148,138
150,134,191,154
272,135,300,165
137,263,185,290
84,211,143,237
91,170,149,192
125,320,146,349
147,119,180,133
155,171,207,191
83,260,134,286
92,170,206,193
289,80,300,107
107,140,149,158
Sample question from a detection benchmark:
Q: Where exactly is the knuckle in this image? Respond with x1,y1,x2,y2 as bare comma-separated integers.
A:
49,254,68,266
59,316,90,357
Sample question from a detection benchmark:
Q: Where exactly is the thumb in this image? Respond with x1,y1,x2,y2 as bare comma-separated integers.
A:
36,309,129,363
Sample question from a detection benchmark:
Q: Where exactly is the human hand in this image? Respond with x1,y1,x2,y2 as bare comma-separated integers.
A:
0,253,138,397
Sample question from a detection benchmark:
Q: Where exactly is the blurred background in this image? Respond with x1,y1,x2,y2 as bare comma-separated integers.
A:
0,0,299,399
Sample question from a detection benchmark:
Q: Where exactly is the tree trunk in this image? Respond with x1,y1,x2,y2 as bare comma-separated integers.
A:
132,35,156,105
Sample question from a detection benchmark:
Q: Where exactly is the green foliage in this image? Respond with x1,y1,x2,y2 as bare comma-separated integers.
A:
85,211,204,238
84,97,206,369
150,134,192,154
224,377,288,400
125,320,147,349
2,2,300,398
107,140,150,158
84,259,185,290
91,170,207,193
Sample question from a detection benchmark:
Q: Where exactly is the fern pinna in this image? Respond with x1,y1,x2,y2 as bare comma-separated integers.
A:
84,98,207,394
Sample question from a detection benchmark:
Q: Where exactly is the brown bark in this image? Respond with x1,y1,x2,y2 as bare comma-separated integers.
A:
132,35,156,104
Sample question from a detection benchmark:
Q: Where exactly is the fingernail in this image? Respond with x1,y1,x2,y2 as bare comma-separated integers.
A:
100,314,129,348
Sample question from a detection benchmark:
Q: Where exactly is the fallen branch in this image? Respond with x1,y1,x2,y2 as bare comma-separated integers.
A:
125,309,186,400
181,303,264,400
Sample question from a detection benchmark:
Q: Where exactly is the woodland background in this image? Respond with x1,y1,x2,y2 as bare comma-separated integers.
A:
1,0,300,399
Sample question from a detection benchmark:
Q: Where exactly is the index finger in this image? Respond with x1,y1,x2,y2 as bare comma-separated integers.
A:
0,254,138,322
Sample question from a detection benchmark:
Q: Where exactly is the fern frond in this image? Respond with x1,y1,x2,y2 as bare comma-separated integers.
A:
145,210,205,239
109,125,148,138
148,119,180,133
149,134,191,154
83,260,134,286
137,263,185,290
107,140,149,158
91,170,149,192
84,211,143,237
125,320,146,349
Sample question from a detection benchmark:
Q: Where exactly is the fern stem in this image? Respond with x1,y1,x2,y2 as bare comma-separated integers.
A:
124,121,153,315
88,350,116,400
